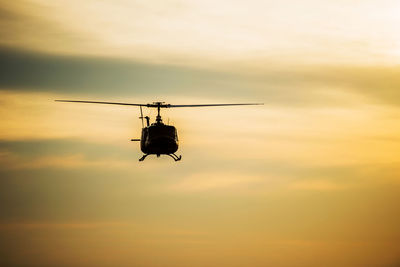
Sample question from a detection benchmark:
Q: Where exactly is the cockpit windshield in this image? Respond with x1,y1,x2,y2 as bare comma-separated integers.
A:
148,125,176,138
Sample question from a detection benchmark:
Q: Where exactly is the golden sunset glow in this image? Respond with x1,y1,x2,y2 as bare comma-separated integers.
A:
1,0,400,266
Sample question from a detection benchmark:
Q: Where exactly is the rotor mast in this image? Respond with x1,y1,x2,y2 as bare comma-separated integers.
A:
155,102,164,124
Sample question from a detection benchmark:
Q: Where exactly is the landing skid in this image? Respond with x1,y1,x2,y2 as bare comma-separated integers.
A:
138,153,182,162
167,153,182,161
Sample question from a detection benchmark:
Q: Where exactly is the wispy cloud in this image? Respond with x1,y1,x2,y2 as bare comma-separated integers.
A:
1,0,400,66
0,221,132,230
0,150,133,170
289,179,348,191
167,172,263,193
2,47,400,109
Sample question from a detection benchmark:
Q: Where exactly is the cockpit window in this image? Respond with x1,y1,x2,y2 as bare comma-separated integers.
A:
148,125,176,138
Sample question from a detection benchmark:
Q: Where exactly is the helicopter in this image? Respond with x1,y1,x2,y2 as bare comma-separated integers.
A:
55,100,263,161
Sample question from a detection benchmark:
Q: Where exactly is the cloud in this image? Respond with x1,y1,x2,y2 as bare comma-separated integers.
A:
1,0,400,66
167,172,264,193
0,138,142,170
0,221,131,230
289,179,347,191
1,47,400,109
0,89,148,141
0,46,249,99
0,0,85,53
0,150,132,170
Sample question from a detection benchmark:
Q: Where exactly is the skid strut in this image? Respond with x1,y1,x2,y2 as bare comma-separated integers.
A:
167,153,182,161
139,154,148,161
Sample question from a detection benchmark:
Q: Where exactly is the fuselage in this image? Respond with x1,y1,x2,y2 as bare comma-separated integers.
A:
140,123,179,155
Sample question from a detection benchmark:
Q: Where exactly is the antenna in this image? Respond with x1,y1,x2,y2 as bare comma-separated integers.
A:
139,106,144,128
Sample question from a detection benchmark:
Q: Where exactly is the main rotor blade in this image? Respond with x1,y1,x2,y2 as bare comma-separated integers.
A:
55,100,147,106
169,103,264,107
55,100,264,108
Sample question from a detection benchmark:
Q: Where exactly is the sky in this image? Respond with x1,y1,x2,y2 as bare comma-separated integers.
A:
1,0,400,266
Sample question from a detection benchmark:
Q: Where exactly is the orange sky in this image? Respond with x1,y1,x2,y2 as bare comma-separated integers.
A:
0,0,400,266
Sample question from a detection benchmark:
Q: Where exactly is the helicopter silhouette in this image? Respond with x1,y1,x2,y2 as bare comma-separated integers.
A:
55,100,263,161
